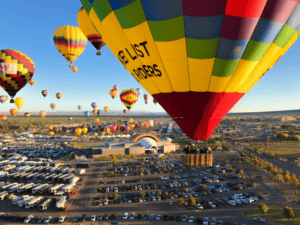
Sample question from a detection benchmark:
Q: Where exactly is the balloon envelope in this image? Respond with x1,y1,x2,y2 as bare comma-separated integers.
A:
29,80,35,86
71,66,78,73
91,102,97,109
39,110,46,119
82,127,88,134
14,97,23,109
10,109,18,117
42,90,48,97
50,103,56,110
104,106,109,113
56,93,62,99
120,89,138,110
82,0,300,140
0,95,9,104
24,112,30,118
75,128,82,135
109,89,118,99
84,111,89,118
78,105,81,110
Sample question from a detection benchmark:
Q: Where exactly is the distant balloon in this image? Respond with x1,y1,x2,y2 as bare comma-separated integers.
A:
68,117,72,121
78,105,81,110
56,93,62,99
92,109,98,115
144,94,149,104
153,99,158,105
39,110,46,119
24,112,30,119
123,109,127,114
0,95,9,104
53,25,87,68
129,118,133,123
82,127,88,134
50,103,56,110
91,102,97,109
49,131,55,136
136,88,142,96
10,109,18,117
75,128,82,136
109,89,118,99
120,89,138,110
29,80,35,86
104,106,109,113
42,90,48,97
0,114,7,121
153,120,157,125
125,126,130,132
113,85,118,91
71,66,78,73
84,111,89,118
0,49,35,103
95,118,99,123
130,124,135,129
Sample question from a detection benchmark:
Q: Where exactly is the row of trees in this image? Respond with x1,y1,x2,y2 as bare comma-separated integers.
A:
276,133,300,141
257,204,295,219
249,146,275,158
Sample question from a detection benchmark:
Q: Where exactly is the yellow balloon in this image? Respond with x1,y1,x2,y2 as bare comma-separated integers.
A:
14,97,23,109
94,133,98,136
49,131,54,136
75,128,82,136
104,106,109,113
95,118,99,123
82,127,88,134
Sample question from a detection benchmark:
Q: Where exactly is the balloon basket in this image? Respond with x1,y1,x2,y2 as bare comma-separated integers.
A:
97,51,102,56
10,99,14,103
69,64,72,68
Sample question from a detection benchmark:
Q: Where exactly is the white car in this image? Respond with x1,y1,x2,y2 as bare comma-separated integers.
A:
103,199,108,205
44,216,52,224
203,217,209,225
156,214,161,220
189,216,194,223
130,213,135,219
58,215,66,223
195,203,203,210
98,200,103,206
217,220,223,225
91,215,96,221
24,215,34,224
210,217,217,225
182,215,187,222
123,213,128,220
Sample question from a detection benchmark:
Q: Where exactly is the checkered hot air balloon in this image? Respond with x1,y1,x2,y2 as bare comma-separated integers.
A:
0,50,35,103
10,109,18,117
81,0,300,140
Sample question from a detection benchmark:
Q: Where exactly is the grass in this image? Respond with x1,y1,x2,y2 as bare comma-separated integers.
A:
75,142,105,148
244,205,300,225
262,142,300,156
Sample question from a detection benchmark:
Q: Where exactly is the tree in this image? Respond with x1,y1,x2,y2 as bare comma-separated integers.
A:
141,191,145,198
114,192,118,199
155,190,161,196
104,194,108,200
289,177,299,186
266,164,273,172
112,159,118,165
178,198,184,205
110,171,114,176
185,188,189,193
139,167,144,173
249,176,255,184
131,154,136,159
188,196,196,206
265,137,271,142
141,157,146,162
257,203,269,214
164,192,169,197
239,170,244,175
279,168,283,174
283,170,290,175
240,152,246,157
160,156,164,160
112,154,117,160
271,168,279,176
198,184,207,191
235,168,241,174
222,144,231,151
284,174,290,183
291,173,296,178
283,207,295,219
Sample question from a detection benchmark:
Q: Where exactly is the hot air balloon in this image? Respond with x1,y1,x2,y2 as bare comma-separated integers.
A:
48,126,53,131
130,124,135,129
71,66,78,73
56,93,62,99
49,131,55,136
153,99,158,105
91,102,97,109
24,112,30,119
144,94,149,105
104,106,109,113
68,117,72,121
109,89,118,99
113,85,118,91
92,109,98,115
95,118,99,123
129,118,133,123
84,111,89,118
42,90,48,97
136,88,142,96
104,127,110,134
0,95,8,104
0,50,34,103
125,126,130,132
53,26,87,68
82,0,300,140
82,127,88,134
123,109,127,114
14,97,23,109
154,120,157,125
77,7,105,55
120,89,138,110
39,110,46,119
75,128,82,136
29,80,35,86
50,103,56,110
10,109,18,117
0,114,7,121
78,105,81,110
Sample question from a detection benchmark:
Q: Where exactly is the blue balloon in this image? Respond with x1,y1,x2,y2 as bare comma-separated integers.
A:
84,111,90,118
91,102,97,109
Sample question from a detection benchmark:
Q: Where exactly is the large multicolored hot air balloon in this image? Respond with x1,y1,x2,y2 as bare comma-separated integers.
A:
109,89,118,99
56,93,62,99
153,99,158,105
29,80,35,86
77,7,105,55
113,85,118,91
0,114,7,121
92,109,98,115
39,110,46,119
14,97,23,109
120,89,138,110
136,88,142,96
10,109,18,117
0,95,8,104
91,102,97,109
53,25,87,68
24,112,30,119
0,50,35,103
78,105,81,110
104,106,109,113
82,0,300,140
42,90,48,97
144,94,149,104
84,111,89,118
50,103,56,110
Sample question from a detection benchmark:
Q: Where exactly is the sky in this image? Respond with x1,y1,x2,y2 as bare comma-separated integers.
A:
0,1,300,114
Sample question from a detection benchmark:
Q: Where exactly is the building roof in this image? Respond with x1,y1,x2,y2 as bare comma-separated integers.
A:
137,137,157,148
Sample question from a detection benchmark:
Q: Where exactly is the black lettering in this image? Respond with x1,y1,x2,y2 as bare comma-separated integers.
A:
153,64,162,77
118,50,129,66
139,41,149,56
133,69,143,80
131,72,140,82
147,66,156,77
138,68,148,79
142,65,152,77
134,44,144,57
125,48,137,60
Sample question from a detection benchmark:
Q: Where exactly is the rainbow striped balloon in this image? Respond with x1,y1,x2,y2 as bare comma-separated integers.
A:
120,89,139,110
81,0,300,140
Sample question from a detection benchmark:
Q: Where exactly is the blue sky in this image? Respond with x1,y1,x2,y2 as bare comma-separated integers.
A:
1,0,300,114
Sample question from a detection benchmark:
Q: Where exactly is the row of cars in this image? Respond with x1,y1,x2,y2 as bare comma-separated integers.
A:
0,214,66,224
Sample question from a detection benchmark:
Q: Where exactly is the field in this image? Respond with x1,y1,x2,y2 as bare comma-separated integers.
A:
244,205,300,225
262,142,300,157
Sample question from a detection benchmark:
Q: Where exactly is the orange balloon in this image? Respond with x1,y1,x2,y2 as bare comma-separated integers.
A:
71,66,78,73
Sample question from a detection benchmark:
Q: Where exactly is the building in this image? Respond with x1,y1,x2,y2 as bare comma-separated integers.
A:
181,146,213,167
280,116,296,122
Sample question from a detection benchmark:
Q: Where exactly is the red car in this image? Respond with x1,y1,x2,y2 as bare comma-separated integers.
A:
69,191,76,196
